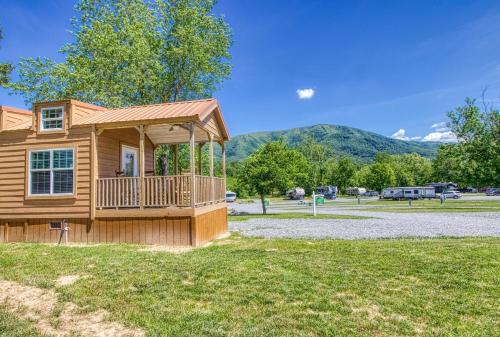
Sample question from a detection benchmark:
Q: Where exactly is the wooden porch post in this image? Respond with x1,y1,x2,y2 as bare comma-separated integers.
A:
209,134,215,203
189,123,196,208
139,125,145,209
90,125,97,220
197,143,203,175
173,144,179,175
221,141,226,194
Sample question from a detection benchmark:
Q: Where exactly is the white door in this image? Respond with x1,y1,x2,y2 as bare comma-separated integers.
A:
121,145,139,177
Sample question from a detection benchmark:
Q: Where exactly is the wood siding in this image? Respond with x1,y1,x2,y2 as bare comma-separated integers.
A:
70,103,106,127
0,208,227,246
97,128,154,178
191,207,228,246
0,126,92,219
2,111,31,130
199,112,221,139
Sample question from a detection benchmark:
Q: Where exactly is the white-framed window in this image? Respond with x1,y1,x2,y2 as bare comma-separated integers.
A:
40,106,64,131
29,148,74,196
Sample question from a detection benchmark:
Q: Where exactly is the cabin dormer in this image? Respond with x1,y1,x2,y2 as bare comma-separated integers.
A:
31,100,106,135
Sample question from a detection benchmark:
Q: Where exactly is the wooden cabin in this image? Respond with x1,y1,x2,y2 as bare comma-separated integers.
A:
0,99,229,246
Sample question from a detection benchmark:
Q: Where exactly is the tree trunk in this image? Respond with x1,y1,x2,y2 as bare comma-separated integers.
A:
260,194,267,215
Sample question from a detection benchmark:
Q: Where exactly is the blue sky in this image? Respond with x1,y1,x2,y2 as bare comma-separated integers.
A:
1,0,500,140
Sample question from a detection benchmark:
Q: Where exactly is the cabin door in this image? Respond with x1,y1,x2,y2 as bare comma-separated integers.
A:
121,145,139,177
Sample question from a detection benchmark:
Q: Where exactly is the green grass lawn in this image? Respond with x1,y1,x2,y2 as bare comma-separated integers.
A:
355,199,500,213
0,237,499,336
228,212,371,221
0,309,44,337
359,207,500,213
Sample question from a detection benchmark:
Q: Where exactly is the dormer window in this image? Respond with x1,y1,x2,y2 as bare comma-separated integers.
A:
40,107,64,131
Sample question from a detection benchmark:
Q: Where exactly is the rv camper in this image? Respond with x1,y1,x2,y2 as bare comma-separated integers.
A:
425,182,457,194
382,187,436,200
346,187,367,196
315,186,337,199
286,187,306,200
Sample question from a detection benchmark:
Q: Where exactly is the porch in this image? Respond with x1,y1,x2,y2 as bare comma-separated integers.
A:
83,99,229,219
95,175,226,211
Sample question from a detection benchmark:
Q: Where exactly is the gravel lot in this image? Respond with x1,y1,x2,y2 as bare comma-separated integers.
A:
229,199,500,239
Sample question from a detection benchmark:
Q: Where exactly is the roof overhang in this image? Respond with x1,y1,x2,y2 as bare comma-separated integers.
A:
74,99,229,143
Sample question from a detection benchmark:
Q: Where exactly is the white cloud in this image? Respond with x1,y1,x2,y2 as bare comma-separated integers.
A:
434,127,449,132
296,88,315,100
391,129,421,141
424,121,457,141
422,131,457,142
392,127,457,143
391,129,407,140
431,121,447,129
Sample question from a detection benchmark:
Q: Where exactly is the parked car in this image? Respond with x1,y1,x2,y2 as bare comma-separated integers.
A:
286,187,305,200
442,190,462,199
225,191,237,202
485,188,500,196
363,190,379,197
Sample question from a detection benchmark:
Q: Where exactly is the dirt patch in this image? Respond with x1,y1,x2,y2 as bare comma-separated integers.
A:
55,275,81,287
0,279,144,337
210,232,239,246
215,232,231,240
335,291,426,334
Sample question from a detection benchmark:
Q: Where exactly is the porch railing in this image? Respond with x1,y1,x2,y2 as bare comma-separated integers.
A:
96,177,140,208
96,175,225,209
144,175,191,207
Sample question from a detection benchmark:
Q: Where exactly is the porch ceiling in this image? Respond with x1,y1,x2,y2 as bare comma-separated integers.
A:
145,123,215,145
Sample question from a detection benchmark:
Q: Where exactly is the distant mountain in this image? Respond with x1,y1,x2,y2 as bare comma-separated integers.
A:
226,124,441,162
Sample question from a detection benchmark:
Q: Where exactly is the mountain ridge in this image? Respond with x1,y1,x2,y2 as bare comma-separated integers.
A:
226,124,441,162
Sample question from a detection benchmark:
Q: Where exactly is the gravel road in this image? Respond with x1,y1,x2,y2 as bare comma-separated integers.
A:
229,199,500,239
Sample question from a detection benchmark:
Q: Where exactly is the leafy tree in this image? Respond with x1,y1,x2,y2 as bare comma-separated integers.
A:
432,144,464,184
374,152,392,164
226,161,252,198
445,98,499,186
349,165,370,188
4,0,232,107
398,154,432,186
392,165,415,187
238,141,310,214
330,157,357,194
296,136,332,189
364,162,397,192
0,25,13,85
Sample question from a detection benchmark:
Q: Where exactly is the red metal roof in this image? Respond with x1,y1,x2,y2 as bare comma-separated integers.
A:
0,98,229,139
74,99,219,125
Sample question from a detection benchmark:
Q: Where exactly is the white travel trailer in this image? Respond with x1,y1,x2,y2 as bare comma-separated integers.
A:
286,187,306,200
346,187,367,196
382,187,436,200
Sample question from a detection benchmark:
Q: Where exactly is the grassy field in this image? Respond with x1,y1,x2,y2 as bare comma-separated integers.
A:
229,212,371,221
0,309,44,337
0,237,499,336
354,199,500,213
